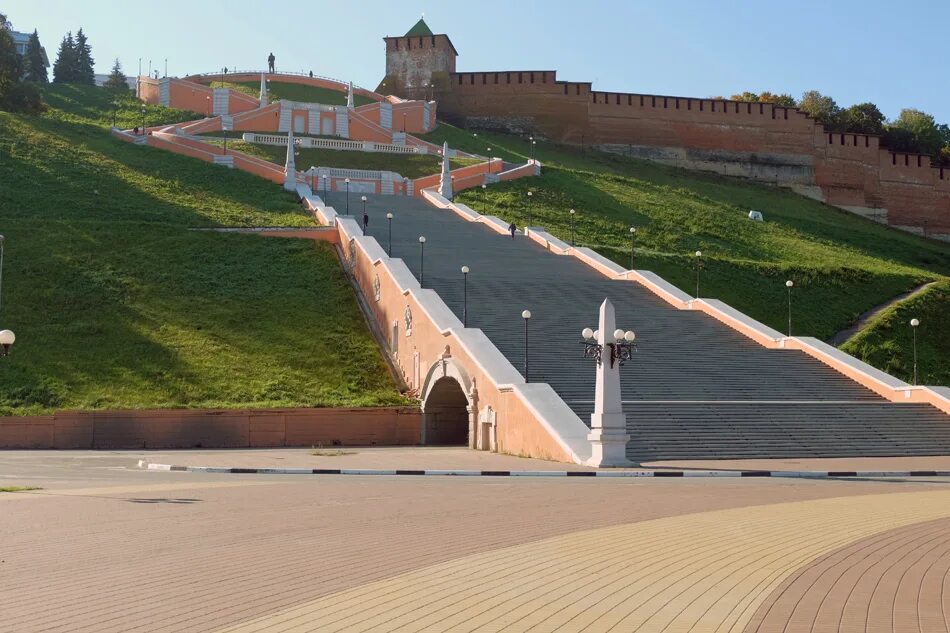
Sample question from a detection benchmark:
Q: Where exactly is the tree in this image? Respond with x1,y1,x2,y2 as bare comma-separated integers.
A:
885,109,944,156
23,29,47,83
839,102,885,135
797,90,841,128
0,13,20,106
758,92,796,107
74,28,94,85
52,31,76,83
104,57,127,90
729,91,759,102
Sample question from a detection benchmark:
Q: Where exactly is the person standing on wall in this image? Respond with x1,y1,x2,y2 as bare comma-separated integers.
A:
267,52,275,73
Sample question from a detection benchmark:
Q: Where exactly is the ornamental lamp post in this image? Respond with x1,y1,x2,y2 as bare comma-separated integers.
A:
461,266,470,326
481,183,487,203
522,310,532,382
785,280,794,337
694,250,703,298
322,174,328,201
570,209,576,246
344,178,351,214
531,139,537,161
205,95,210,117
526,190,533,228
629,227,637,269
386,212,394,256
910,318,920,385
487,147,492,176
418,236,426,286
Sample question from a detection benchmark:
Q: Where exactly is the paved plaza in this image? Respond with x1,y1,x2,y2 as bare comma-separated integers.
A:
3,450,950,632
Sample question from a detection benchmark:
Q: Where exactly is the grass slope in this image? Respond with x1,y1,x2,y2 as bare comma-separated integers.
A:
841,280,949,386
0,84,405,414
214,139,469,180
422,123,950,382
209,80,374,107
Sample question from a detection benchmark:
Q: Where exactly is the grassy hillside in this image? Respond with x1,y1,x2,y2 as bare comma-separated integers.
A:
212,139,470,179
841,280,949,386
0,84,405,414
422,123,950,383
208,80,374,107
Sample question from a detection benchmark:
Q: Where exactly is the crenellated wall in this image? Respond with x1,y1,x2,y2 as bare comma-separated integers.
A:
430,70,949,240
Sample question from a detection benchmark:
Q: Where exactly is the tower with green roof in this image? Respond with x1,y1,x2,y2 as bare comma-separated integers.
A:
380,17,457,99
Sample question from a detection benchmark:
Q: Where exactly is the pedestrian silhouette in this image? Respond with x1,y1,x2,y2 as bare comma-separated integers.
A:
508,222,516,238
267,52,275,73
363,212,369,232
308,70,313,78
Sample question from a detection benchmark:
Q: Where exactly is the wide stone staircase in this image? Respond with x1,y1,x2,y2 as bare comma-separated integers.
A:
354,193,950,463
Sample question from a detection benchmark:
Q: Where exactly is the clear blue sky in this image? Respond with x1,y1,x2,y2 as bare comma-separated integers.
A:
7,0,949,122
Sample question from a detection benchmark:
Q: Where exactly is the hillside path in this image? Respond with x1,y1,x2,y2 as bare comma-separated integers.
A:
828,280,938,346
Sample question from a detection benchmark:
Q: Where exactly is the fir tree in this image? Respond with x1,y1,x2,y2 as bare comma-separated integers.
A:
74,28,94,85
104,58,128,90
52,31,76,83
0,13,19,103
23,29,47,83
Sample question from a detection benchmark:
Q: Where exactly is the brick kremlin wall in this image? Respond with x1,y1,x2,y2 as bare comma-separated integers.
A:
434,71,950,239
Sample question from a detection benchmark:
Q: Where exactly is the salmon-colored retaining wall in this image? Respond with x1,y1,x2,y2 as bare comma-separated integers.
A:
184,71,384,102
0,407,421,449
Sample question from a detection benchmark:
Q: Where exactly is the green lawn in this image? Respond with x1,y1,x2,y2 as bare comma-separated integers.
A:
208,80,374,107
422,123,950,383
210,139,467,179
0,84,406,415
841,280,949,386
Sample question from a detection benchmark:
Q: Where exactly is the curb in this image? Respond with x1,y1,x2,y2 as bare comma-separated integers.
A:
137,461,950,479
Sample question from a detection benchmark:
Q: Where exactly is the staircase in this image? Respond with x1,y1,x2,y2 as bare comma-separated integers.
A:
360,194,950,462
336,109,349,138
212,88,229,116
379,102,393,130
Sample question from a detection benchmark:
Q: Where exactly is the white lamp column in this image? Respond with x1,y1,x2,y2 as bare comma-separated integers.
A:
588,298,631,466
258,73,268,108
438,141,453,200
283,128,297,191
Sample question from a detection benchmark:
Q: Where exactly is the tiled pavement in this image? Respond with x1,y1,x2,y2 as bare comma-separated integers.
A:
2,453,950,632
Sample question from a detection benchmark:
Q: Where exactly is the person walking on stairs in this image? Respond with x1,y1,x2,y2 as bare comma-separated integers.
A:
363,211,369,233
267,52,275,73
508,222,517,239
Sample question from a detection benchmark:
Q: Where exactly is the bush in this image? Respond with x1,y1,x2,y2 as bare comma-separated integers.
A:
3,81,46,114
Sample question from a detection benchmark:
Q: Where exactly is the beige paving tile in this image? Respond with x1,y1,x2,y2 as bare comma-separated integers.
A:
213,490,950,633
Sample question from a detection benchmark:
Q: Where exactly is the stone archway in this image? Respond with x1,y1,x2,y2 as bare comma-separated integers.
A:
420,353,476,447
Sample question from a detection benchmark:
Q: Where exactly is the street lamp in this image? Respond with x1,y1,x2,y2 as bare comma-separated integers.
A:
205,95,210,117
402,111,406,133
140,106,146,135
570,209,576,246
487,147,492,177
581,327,636,367
531,139,537,161
0,329,14,357
322,174,328,202
526,190,533,228
694,250,703,298
461,266,470,326
0,234,5,312
480,183,487,203
785,280,794,337
386,212,394,256
344,178,351,214
629,227,637,269
522,310,532,382
910,318,920,385
418,235,426,286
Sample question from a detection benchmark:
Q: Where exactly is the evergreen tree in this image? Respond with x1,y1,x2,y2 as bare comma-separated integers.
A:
74,28,94,85
104,57,128,90
52,31,76,83
0,13,19,104
23,29,47,83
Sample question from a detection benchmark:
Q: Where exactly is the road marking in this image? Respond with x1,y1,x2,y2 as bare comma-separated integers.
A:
213,490,950,633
